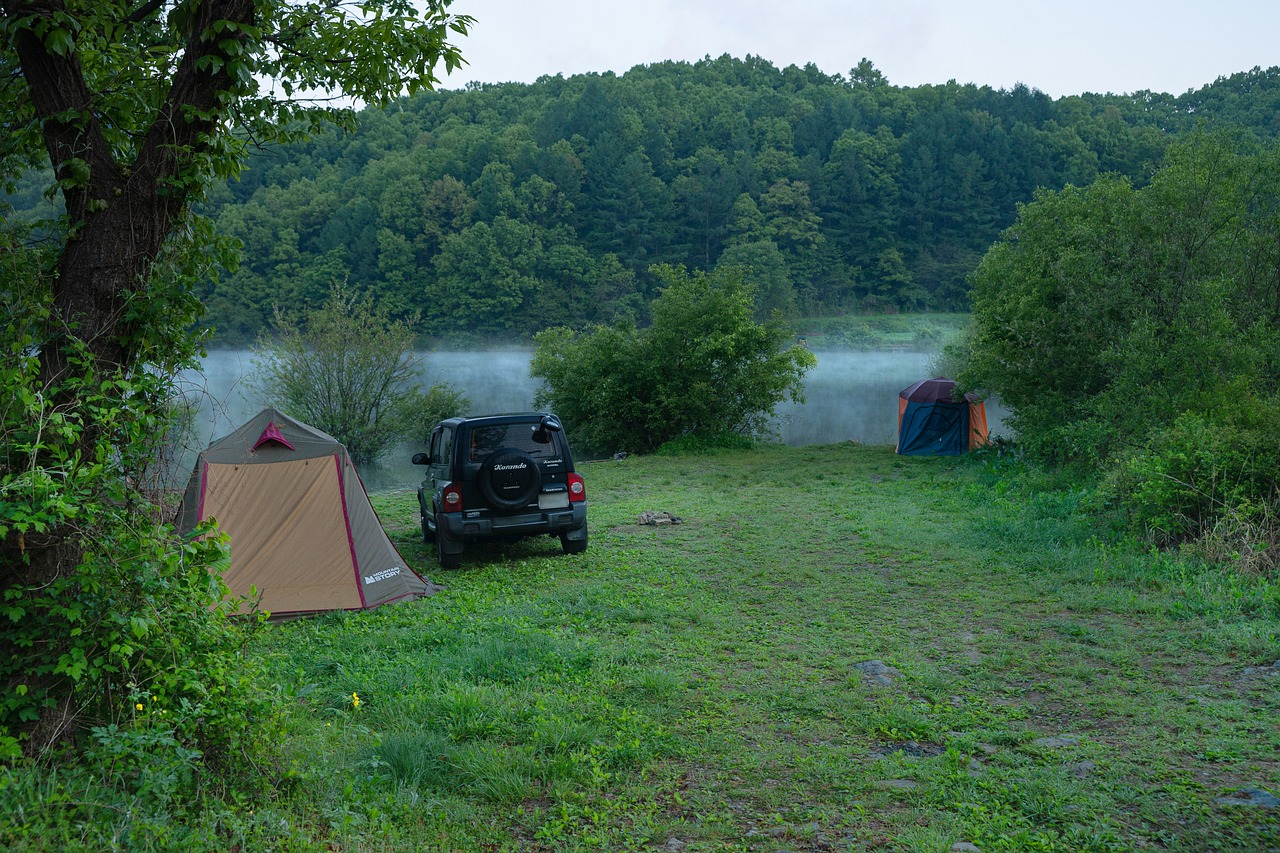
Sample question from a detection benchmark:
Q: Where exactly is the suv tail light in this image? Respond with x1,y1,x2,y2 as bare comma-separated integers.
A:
567,472,585,502
442,483,464,510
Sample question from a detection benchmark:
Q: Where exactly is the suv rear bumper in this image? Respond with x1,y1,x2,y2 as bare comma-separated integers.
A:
439,504,587,541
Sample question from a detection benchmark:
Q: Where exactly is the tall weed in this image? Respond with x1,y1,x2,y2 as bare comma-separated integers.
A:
1098,411,1279,552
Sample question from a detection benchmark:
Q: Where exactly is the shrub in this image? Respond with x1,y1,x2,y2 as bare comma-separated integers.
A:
531,265,816,455
409,382,471,444
962,132,1280,549
250,281,467,464
1098,411,1280,547
1,338,282,785
963,133,1280,468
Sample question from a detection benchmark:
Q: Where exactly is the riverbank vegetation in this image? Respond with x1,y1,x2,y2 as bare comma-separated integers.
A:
250,281,469,464
954,132,1280,568
532,264,816,456
4,446,1276,850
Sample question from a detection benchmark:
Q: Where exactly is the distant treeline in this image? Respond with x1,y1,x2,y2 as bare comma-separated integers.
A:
124,59,1280,339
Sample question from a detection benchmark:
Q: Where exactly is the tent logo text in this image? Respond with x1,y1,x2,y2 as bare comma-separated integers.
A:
364,567,403,584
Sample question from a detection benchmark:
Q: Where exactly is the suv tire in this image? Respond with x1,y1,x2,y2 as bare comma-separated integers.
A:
478,448,541,509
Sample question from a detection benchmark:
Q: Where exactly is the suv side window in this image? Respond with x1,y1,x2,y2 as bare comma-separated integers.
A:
440,427,454,467
429,426,453,466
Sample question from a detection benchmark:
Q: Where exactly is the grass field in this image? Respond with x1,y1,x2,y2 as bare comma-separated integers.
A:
229,445,1275,851
8,444,1277,851
793,314,970,351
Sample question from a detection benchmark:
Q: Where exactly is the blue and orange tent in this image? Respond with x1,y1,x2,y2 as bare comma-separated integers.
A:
895,378,989,456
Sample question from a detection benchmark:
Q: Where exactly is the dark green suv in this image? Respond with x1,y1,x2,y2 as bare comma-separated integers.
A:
412,412,587,568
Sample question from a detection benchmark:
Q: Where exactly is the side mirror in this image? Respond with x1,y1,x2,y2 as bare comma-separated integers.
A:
411,452,430,465
532,415,562,445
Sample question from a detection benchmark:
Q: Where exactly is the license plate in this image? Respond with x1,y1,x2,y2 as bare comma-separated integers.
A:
538,491,570,509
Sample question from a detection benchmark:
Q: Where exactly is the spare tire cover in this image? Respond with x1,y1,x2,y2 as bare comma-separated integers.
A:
478,448,541,509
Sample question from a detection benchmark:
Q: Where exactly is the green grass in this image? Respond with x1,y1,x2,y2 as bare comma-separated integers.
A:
6,445,1278,851
796,312,970,351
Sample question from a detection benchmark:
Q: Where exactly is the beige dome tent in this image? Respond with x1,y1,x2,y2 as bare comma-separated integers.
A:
175,408,437,616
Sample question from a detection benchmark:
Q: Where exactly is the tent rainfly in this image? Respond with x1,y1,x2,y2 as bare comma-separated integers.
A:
175,408,437,616
895,378,989,456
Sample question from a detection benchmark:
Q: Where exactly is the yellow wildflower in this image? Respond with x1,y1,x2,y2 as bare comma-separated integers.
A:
135,703,143,711
352,692,361,709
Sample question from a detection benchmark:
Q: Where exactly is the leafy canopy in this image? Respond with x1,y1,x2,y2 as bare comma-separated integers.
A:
961,131,1280,542
532,264,816,455
1,0,473,193
1,0,473,372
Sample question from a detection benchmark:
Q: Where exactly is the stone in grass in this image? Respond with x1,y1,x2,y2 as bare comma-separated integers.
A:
638,510,683,525
1031,735,1080,749
854,659,900,686
1067,760,1097,778
950,844,982,852
876,779,918,790
1239,660,1280,679
1213,788,1279,808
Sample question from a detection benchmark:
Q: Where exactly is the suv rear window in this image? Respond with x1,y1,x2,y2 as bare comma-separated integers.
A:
467,423,562,462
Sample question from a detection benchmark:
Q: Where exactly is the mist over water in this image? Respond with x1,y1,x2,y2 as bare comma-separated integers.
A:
774,350,933,446
422,351,543,417
176,349,1006,492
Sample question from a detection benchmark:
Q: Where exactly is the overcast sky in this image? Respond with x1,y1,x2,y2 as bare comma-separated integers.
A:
437,0,1278,98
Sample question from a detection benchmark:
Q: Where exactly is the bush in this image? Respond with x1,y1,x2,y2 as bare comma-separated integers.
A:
402,382,470,445
1098,411,1280,546
961,132,1280,549
963,133,1280,467
531,265,816,455
250,281,467,464
1,336,282,784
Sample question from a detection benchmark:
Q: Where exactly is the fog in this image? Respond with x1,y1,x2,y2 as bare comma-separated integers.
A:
174,349,1006,492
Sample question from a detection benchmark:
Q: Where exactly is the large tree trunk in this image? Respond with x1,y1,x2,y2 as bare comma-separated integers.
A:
2,0,255,756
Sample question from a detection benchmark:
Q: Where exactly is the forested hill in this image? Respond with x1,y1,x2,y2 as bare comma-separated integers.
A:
197,58,1280,342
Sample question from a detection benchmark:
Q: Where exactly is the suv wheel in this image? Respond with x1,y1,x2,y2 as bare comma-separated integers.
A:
478,448,541,509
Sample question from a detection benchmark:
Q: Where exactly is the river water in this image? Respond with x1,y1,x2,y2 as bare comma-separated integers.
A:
174,349,1006,492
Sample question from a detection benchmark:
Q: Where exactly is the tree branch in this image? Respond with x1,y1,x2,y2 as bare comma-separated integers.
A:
3,0,122,214
134,0,255,219
124,0,165,24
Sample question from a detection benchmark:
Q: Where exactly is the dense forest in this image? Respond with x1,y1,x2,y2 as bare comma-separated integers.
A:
10,57,1280,342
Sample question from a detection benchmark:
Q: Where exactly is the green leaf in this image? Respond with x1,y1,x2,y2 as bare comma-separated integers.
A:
43,27,74,56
